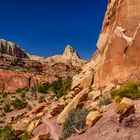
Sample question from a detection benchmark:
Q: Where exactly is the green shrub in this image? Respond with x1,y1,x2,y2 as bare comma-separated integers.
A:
0,125,17,140
3,102,11,112
111,82,140,102
38,95,46,103
16,87,29,93
12,98,28,110
19,131,30,140
60,108,89,140
51,77,72,98
37,82,50,94
99,96,112,106
36,77,72,98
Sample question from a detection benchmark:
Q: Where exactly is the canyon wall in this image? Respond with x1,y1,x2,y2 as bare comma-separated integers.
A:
92,0,140,87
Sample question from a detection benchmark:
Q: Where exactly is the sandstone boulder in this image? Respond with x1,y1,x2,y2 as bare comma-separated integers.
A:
57,88,89,124
88,90,101,101
48,103,65,118
31,126,50,140
87,101,102,112
115,97,134,115
26,104,46,117
86,111,102,127
71,70,93,90
12,122,27,136
103,83,115,93
27,119,41,133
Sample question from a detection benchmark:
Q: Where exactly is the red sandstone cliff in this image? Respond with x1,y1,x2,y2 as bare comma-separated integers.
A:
0,40,85,92
92,0,140,87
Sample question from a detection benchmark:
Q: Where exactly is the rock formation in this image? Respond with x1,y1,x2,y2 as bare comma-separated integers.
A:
0,39,29,58
91,0,140,87
0,40,84,92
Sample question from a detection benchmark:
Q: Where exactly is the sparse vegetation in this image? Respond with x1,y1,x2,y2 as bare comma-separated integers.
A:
16,87,29,93
99,96,112,106
0,125,17,140
11,98,28,110
36,77,72,98
111,82,140,102
60,108,89,140
3,102,11,112
19,131,30,140
38,95,46,103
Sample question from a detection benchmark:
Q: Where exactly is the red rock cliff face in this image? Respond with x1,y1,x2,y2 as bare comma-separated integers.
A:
92,0,140,87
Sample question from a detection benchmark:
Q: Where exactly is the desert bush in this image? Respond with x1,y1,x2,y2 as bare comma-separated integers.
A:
11,98,28,110
37,82,50,94
16,87,29,93
51,77,72,98
38,95,46,103
60,108,89,140
0,125,17,140
36,77,72,98
3,102,11,112
99,96,112,106
111,82,140,102
19,131,30,140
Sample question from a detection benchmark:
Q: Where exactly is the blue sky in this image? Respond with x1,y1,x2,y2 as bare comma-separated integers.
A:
0,0,107,60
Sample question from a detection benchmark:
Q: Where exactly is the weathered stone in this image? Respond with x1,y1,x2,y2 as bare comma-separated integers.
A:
88,90,101,101
80,73,93,88
27,119,41,133
31,126,50,140
48,103,65,118
0,39,29,58
103,83,115,93
91,0,140,87
87,101,101,112
115,97,134,115
12,122,27,136
57,88,89,124
71,71,93,90
86,111,102,127
26,104,46,117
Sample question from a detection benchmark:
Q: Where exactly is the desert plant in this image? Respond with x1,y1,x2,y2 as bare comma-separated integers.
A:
0,125,17,140
38,95,46,103
19,131,30,140
36,77,72,98
51,77,72,98
37,82,50,94
60,108,89,140
3,102,11,112
16,87,29,93
111,82,140,102
12,98,28,110
99,96,112,106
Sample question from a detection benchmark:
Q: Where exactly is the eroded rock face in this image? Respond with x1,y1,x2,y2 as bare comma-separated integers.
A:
92,0,140,87
0,39,29,58
0,42,84,92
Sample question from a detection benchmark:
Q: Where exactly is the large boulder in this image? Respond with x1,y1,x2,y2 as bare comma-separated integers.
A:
31,125,50,140
27,119,41,133
12,121,27,136
57,88,89,124
71,70,93,90
47,103,65,118
86,111,102,127
26,103,46,117
115,97,134,115
88,90,101,101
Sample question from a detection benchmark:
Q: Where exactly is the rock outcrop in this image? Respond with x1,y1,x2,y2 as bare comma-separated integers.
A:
0,39,29,58
91,0,140,87
0,41,84,92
